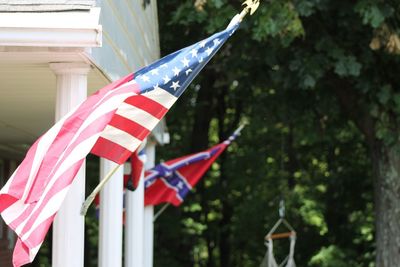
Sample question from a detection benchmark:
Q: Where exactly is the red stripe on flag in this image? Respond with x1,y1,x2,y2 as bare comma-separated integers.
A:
124,174,130,186
91,137,133,164
0,194,18,212
126,151,144,190
108,114,150,141
124,95,168,119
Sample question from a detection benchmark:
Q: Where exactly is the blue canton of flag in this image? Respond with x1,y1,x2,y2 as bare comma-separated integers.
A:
134,24,240,97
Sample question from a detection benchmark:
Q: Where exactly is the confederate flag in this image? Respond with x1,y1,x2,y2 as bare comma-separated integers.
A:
144,125,244,206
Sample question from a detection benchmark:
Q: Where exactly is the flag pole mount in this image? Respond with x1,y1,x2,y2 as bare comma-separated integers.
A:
80,164,122,216
227,1,259,35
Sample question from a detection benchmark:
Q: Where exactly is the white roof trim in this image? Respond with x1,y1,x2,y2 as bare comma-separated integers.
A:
0,7,101,47
0,26,101,47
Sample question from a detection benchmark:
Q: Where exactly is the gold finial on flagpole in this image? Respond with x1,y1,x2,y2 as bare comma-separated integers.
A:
243,0,260,15
239,0,260,20
226,1,260,32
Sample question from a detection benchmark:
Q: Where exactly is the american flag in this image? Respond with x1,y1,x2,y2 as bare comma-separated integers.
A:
144,126,243,206
0,21,240,266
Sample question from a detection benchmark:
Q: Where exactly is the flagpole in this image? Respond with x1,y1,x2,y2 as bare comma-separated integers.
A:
153,203,170,222
80,164,122,215
233,123,246,136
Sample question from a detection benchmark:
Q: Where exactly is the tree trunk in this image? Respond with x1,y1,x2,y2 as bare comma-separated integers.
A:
371,141,400,266
331,78,400,265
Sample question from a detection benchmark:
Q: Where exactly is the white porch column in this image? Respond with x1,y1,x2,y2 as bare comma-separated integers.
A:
125,146,145,267
50,62,90,267
125,140,155,267
143,142,156,267
99,159,124,267
143,207,154,267
125,182,144,267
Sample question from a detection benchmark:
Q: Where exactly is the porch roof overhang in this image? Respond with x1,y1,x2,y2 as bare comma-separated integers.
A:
0,8,107,160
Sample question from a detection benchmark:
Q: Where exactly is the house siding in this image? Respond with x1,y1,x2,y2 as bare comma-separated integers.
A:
91,0,160,80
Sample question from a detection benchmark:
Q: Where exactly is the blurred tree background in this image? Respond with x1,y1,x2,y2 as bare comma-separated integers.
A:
152,0,399,267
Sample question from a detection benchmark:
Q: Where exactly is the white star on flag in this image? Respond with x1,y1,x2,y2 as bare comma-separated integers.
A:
163,75,171,84
214,38,221,46
177,181,184,189
206,47,213,56
153,83,162,90
190,48,198,58
181,57,190,68
140,74,150,82
185,69,193,75
150,69,159,75
172,66,181,76
170,81,180,91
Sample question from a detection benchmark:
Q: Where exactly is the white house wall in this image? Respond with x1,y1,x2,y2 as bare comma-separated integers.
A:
91,0,160,80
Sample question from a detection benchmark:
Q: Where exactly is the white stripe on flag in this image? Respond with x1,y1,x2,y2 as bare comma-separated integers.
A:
4,91,138,234
49,135,100,193
100,125,142,152
0,165,19,193
22,115,68,202
51,92,137,172
115,102,160,130
21,186,70,241
142,88,177,109
14,135,101,237
1,200,29,228
31,135,100,212
29,244,42,262
91,80,137,111
77,92,137,137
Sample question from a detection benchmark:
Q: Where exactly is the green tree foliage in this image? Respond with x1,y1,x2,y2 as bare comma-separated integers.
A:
154,0,400,266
